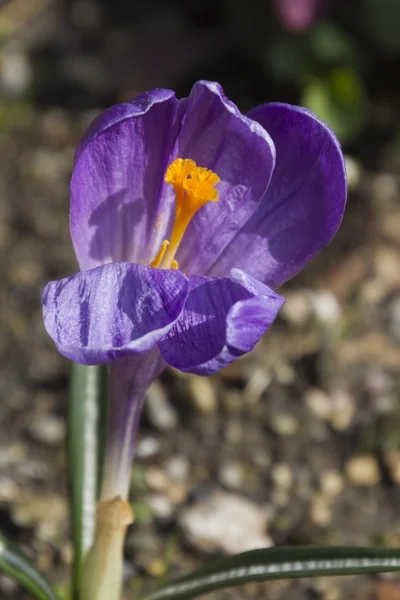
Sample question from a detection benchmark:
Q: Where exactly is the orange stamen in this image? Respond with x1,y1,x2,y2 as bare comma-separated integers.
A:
159,158,220,269
149,240,169,268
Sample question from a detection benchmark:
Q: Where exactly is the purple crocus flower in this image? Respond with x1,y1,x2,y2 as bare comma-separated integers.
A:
42,81,346,500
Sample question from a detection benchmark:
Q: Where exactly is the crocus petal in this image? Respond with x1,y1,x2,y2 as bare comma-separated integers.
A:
158,269,284,375
42,263,188,365
209,103,347,288
71,81,275,274
175,81,276,275
70,89,180,270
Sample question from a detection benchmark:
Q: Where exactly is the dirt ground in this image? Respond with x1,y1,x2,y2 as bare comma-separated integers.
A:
1,1,400,599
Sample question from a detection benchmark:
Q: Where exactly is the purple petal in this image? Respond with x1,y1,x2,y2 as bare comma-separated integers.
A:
70,89,180,270
158,269,284,375
42,263,188,365
209,103,347,288
70,81,276,275
175,81,276,275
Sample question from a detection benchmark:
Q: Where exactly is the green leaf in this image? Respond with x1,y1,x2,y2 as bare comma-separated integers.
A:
68,363,108,599
143,545,400,600
0,534,59,600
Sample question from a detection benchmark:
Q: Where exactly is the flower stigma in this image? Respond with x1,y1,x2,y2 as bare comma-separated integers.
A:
150,158,220,270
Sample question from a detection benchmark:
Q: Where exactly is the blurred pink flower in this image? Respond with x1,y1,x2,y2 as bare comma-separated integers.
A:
273,0,321,31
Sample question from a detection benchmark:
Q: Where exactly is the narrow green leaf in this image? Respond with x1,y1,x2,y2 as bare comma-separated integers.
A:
0,534,59,600
68,363,108,598
143,545,400,600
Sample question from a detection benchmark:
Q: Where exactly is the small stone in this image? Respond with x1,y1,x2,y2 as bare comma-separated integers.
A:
269,413,298,436
329,389,355,431
320,470,344,497
147,559,167,577
310,493,332,527
243,369,272,404
27,414,65,446
145,381,178,431
145,467,169,491
219,461,245,490
164,456,189,483
136,436,160,459
344,155,362,190
186,375,218,415
311,290,341,327
271,463,293,490
147,494,174,520
0,45,32,96
345,455,381,486
280,290,313,327
166,483,188,505
180,490,272,555
305,387,332,421
0,476,18,502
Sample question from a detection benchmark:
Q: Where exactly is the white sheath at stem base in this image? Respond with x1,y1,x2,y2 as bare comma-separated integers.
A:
79,497,134,600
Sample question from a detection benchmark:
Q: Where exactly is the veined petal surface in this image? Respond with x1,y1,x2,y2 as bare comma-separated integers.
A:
209,103,347,288
71,89,180,270
42,263,188,365
158,269,284,375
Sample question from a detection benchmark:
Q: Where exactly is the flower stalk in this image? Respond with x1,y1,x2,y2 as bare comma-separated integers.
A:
79,497,134,600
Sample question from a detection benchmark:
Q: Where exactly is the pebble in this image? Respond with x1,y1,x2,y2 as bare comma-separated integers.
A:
320,470,344,497
344,155,362,190
145,467,169,491
26,414,65,446
271,463,293,490
136,436,160,459
310,493,332,527
179,490,272,555
269,413,298,436
0,45,32,96
305,387,332,421
164,455,189,483
345,455,381,486
147,494,174,520
186,375,218,415
166,483,188,505
219,461,245,490
145,381,178,431
280,290,313,327
311,290,341,328
329,389,355,431
243,369,272,404
0,476,18,502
